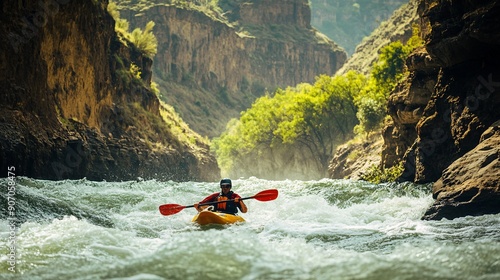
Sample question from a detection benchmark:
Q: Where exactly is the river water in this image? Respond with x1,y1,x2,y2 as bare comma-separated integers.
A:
0,177,499,279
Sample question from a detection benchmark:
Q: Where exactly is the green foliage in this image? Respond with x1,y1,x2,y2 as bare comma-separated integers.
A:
129,21,158,57
129,63,141,79
360,162,404,184
353,26,424,136
372,25,423,94
151,81,160,97
212,71,366,176
107,1,130,43
211,118,246,173
354,97,385,138
114,60,144,87
371,41,407,91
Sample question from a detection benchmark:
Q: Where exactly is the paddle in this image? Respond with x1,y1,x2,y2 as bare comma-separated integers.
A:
159,189,278,216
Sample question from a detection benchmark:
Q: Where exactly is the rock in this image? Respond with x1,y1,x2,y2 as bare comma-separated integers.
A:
329,133,383,180
423,121,500,220
0,0,219,182
383,48,438,169
336,0,420,76
382,0,500,219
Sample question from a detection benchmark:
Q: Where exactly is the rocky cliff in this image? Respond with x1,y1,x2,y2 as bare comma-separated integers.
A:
328,0,419,180
0,0,219,181
310,0,408,56
336,0,420,76
384,0,500,219
119,0,347,137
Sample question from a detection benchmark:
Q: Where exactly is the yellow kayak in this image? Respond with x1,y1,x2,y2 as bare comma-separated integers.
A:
192,210,245,225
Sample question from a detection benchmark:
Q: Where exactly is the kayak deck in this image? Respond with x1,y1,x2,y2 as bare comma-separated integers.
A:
192,210,245,225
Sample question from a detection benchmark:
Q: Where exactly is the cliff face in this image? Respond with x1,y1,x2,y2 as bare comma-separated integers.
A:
336,0,420,76
237,0,311,27
121,0,347,137
0,0,219,181
327,0,419,180
310,0,408,56
384,0,500,219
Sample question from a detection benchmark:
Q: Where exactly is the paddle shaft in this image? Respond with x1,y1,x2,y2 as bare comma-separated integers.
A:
159,189,278,216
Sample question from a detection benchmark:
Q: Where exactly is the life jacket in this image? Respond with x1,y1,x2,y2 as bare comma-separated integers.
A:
214,191,239,214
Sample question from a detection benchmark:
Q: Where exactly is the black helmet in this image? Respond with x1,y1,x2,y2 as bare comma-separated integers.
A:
220,178,232,188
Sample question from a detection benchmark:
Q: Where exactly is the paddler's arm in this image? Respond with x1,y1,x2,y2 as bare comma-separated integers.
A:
194,203,201,212
234,198,247,213
195,193,219,212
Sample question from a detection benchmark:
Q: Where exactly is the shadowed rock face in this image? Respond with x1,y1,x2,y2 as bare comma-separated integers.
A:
384,0,500,219
422,122,500,220
0,1,219,182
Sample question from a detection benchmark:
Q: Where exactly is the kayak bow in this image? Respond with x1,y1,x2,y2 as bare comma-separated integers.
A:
192,210,245,225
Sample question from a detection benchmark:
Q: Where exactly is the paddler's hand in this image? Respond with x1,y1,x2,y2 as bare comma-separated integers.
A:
194,203,200,212
234,198,240,203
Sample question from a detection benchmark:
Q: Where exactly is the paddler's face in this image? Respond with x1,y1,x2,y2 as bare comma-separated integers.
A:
221,184,231,194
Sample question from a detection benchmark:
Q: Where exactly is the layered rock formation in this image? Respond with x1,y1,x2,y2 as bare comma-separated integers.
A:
384,0,500,219
120,0,347,137
0,0,219,181
382,47,439,169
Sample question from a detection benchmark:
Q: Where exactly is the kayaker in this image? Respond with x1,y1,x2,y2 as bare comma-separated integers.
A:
194,178,248,215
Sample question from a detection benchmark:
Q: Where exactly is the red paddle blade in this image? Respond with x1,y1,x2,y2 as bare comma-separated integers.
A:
253,189,278,201
159,204,186,216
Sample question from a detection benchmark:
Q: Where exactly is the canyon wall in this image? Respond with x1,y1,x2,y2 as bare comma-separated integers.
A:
121,0,347,137
384,0,500,219
310,0,408,56
336,0,420,76
328,0,419,180
0,0,219,181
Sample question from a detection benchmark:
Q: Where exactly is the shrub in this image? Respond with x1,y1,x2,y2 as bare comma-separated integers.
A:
360,162,404,184
129,21,158,57
107,1,157,57
354,98,385,138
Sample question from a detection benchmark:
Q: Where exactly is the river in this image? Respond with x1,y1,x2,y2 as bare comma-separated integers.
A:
1,177,499,279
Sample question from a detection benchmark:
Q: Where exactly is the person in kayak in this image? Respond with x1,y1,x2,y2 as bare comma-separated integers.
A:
194,178,248,215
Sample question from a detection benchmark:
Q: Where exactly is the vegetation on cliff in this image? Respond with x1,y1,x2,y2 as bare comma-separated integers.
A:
355,25,422,137
212,72,362,179
113,0,346,138
213,28,422,180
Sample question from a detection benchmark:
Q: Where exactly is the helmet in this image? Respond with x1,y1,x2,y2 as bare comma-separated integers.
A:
220,178,232,188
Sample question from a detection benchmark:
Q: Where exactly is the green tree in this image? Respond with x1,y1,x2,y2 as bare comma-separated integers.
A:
371,41,407,92
213,71,366,178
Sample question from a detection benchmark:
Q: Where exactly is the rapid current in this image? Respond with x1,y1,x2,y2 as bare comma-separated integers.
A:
1,177,499,279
